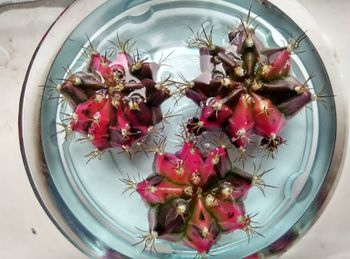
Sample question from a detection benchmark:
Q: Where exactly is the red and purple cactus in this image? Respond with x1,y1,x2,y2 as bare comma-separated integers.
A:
122,138,268,255
183,22,315,158
49,10,325,256
57,39,172,159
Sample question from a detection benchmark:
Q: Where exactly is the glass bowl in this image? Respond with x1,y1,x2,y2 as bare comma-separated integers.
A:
19,0,347,258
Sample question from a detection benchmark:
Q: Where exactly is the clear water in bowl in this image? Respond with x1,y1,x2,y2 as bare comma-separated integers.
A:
41,0,336,258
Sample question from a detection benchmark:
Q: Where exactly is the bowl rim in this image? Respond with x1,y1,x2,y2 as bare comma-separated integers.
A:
18,0,348,258
18,0,109,257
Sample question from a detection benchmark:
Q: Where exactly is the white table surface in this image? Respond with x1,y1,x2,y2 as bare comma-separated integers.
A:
0,1,349,258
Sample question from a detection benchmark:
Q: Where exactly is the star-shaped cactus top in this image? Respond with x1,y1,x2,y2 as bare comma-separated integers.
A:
56,38,173,159
123,137,268,255
181,20,315,158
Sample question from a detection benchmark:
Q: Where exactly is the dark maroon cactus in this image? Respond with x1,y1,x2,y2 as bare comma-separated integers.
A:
277,90,313,118
131,62,160,81
183,20,315,158
148,199,190,242
256,76,303,104
59,71,106,109
56,40,173,158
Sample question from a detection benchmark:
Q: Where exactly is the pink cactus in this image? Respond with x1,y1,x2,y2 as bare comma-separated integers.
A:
122,139,269,255
57,39,172,159
182,20,315,158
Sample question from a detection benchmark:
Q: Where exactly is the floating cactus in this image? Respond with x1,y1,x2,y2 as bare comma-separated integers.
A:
122,136,269,256
179,18,320,158
55,37,173,159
